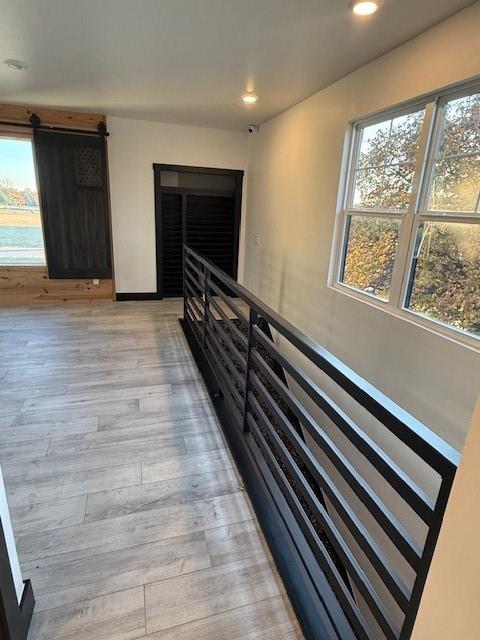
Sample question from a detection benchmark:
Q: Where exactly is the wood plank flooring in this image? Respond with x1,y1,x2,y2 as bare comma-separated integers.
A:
0,299,302,640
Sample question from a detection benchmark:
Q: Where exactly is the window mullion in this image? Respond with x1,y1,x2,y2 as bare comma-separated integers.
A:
417,100,445,215
390,102,436,308
344,124,362,210
345,208,402,219
419,213,480,224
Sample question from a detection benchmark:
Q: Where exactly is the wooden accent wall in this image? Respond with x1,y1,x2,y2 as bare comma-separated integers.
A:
0,103,115,305
0,104,105,131
0,266,113,305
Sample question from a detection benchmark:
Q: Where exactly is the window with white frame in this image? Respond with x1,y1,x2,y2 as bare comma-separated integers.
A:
0,135,46,265
335,84,480,340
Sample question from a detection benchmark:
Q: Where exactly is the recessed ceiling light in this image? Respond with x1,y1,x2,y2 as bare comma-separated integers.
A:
351,1,379,16
242,94,258,105
4,58,28,71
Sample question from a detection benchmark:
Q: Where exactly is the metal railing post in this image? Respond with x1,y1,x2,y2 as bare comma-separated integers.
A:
203,266,209,349
242,307,258,433
183,245,187,321
399,472,456,640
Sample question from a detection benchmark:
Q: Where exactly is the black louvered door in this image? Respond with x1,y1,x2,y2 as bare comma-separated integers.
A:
154,165,243,298
158,192,184,297
185,194,236,279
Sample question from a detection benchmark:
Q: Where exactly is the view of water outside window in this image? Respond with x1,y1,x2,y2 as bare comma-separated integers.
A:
0,137,46,265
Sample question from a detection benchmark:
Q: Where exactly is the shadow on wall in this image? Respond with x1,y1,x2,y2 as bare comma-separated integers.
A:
245,244,471,636
254,245,335,350
247,240,476,452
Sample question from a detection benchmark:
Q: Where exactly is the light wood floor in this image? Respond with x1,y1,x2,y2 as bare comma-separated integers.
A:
0,300,302,640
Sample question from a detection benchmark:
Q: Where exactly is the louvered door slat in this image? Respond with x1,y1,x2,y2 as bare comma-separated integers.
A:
186,194,236,279
160,192,184,296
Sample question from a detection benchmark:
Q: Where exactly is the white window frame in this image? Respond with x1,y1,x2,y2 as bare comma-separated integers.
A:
331,80,480,351
0,128,47,267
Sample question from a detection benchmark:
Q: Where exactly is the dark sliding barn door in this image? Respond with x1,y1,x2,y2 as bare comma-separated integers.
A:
34,130,112,278
154,165,243,298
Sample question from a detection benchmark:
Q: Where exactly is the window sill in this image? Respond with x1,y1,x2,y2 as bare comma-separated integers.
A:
0,264,46,268
330,282,480,354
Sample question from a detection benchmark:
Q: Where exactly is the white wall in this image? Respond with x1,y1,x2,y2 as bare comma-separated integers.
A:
107,117,249,293
243,2,480,452
0,467,24,603
412,395,480,639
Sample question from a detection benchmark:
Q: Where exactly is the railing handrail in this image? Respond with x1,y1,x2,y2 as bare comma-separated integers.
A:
183,243,460,640
184,245,460,474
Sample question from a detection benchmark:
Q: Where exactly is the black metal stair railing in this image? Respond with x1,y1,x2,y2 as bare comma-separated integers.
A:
181,244,460,640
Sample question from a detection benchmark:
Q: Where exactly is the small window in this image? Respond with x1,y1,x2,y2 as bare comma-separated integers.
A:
160,170,235,192
334,85,480,342
0,136,46,265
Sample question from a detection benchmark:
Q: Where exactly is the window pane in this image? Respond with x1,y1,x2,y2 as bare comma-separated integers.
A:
406,221,480,336
353,108,425,211
428,92,480,214
353,169,384,208
0,138,45,265
160,170,235,192
354,164,416,210
358,120,392,169
439,93,480,156
358,110,425,168
428,155,480,213
389,111,426,164
341,215,400,300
